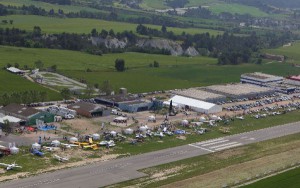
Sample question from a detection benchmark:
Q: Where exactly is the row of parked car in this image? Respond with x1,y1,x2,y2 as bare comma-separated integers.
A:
224,95,292,112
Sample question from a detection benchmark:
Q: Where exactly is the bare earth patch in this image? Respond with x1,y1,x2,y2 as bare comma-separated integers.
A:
0,172,30,182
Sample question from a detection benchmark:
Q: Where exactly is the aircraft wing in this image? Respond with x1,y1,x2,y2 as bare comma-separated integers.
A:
15,166,22,168
0,163,9,167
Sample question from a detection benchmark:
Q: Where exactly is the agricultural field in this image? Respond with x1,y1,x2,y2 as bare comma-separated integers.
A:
186,0,218,7
208,3,269,17
0,15,223,36
0,70,61,101
0,0,101,13
243,167,300,188
265,42,300,64
140,0,168,9
1,46,300,93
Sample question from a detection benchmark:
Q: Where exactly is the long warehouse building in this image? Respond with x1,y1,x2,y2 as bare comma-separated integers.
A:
166,95,222,114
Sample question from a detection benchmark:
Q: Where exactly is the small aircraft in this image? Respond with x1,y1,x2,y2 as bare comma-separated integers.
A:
54,155,69,162
0,162,22,170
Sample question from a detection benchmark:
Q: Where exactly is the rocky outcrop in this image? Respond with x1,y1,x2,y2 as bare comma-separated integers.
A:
184,47,199,56
90,37,199,56
136,39,184,56
91,37,128,49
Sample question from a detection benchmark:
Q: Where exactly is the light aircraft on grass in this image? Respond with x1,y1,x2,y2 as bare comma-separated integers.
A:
0,162,22,170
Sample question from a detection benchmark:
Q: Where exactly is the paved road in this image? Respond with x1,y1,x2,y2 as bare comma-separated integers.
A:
2,121,300,188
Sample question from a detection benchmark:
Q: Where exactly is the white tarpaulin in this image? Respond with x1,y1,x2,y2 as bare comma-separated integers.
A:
166,95,222,114
0,116,22,124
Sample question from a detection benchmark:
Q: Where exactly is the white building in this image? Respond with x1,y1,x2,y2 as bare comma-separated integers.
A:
241,72,283,86
166,95,222,114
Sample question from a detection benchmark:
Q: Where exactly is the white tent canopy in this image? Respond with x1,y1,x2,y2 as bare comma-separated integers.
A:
166,95,222,114
0,116,22,124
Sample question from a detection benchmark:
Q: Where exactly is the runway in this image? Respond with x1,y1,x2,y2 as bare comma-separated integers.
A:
2,121,300,188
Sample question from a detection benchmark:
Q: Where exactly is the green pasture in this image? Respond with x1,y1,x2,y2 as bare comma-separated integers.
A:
187,0,218,7
244,167,300,188
0,15,223,35
209,3,268,17
0,70,61,101
1,46,300,93
265,42,300,64
0,0,101,13
140,0,168,9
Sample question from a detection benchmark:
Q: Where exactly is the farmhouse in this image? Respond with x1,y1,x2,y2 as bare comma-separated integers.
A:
166,95,222,114
172,88,226,103
0,104,54,125
68,101,111,118
241,72,284,86
94,95,153,113
203,83,275,99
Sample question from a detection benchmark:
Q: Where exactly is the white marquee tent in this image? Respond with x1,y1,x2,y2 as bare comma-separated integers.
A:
166,95,222,114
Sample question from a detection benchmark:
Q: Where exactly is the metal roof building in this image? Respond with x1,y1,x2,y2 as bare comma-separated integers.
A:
203,83,275,99
172,89,226,103
241,72,283,86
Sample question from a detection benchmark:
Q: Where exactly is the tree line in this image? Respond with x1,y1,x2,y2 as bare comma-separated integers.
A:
0,4,192,29
33,0,71,5
0,91,48,106
0,23,296,65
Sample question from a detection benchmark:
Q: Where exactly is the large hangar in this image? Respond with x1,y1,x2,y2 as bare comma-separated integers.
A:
166,95,222,114
241,72,283,86
203,83,275,99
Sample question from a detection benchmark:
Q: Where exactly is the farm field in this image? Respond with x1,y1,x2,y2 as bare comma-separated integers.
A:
0,15,223,35
208,3,268,17
0,70,61,101
140,0,168,9
265,42,300,64
1,46,300,93
0,0,102,13
243,167,300,188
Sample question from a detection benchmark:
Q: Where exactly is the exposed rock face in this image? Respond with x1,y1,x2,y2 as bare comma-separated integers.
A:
184,47,199,56
91,37,128,49
90,37,199,56
136,38,184,56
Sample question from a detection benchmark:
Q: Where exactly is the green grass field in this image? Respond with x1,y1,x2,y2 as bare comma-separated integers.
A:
243,167,300,188
209,3,268,17
1,46,300,93
265,42,300,64
0,15,223,35
0,70,61,101
0,0,102,13
140,0,168,9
